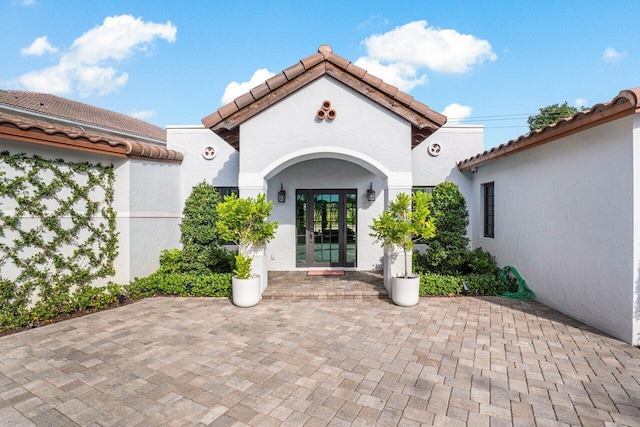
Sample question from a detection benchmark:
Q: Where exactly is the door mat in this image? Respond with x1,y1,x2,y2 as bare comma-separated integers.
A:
307,270,345,276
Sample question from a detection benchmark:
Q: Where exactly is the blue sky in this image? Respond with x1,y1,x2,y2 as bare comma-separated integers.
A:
2,1,638,148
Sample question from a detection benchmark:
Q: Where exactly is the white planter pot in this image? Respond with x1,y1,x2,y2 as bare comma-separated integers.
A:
391,275,420,306
232,276,261,307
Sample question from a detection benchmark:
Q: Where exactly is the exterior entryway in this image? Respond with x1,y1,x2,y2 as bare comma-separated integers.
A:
296,189,357,267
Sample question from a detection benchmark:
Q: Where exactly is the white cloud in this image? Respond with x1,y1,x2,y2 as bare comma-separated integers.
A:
602,47,626,63
575,98,588,109
21,36,58,56
353,57,427,92
361,20,496,73
441,103,472,123
15,14,176,96
353,20,496,93
130,109,157,120
221,68,275,104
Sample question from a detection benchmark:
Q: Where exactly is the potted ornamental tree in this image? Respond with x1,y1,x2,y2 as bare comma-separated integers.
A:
216,193,278,307
370,191,436,306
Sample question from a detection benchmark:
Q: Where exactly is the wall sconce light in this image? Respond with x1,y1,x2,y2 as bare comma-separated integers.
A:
278,183,286,203
367,182,376,201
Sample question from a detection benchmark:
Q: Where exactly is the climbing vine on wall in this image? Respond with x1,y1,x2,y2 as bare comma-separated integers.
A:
0,151,118,327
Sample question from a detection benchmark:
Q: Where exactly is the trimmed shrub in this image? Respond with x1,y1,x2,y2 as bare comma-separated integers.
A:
423,182,470,274
464,273,517,296
464,247,499,275
180,182,232,274
158,249,184,274
126,272,232,299
420,274,463,296
418,273,516,297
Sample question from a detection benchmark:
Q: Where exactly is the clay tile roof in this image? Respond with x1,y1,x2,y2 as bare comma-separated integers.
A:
0,111,182,163
458,88,640,171
202,44,447,150
0,89,166,142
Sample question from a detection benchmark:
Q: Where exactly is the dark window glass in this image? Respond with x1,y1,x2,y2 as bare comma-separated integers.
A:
483,182,494,238
412,186,435,194
217,187,238,198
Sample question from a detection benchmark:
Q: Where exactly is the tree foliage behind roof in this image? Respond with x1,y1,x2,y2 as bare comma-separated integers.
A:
527,102,580,131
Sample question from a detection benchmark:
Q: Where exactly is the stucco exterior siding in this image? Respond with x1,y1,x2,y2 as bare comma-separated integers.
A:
166,126,239,208
633,114,640,344
470,117,636,344
0,140,182,285
117,159,182,280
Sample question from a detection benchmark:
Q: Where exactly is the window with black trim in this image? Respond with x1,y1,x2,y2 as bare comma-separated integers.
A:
412,186,435,194
216,187,238,198
483,182,494,238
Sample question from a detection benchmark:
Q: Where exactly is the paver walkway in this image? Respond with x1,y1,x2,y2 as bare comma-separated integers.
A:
1,297,640,426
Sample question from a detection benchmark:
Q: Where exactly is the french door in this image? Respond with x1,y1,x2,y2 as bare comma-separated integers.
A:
296,190,357,267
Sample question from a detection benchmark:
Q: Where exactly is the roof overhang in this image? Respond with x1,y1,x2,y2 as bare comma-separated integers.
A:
202,45,446,150
458,88,640,171
0,112,183,163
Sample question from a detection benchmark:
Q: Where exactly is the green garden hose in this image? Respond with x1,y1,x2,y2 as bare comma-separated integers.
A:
497,266,536,301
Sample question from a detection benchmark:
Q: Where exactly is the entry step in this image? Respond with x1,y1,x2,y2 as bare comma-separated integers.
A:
263,271,388,301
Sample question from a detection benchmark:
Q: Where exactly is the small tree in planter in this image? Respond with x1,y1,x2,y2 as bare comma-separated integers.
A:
216,193,278,307
370,191,436,306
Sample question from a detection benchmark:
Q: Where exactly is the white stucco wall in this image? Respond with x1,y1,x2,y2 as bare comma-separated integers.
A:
412,124,484,238
0,139,181,285
116,159,182,280
239,77,412,188
167,126,239,208
469,116,637,344
632,114,640,344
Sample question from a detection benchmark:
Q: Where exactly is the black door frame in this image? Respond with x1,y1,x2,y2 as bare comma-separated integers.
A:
296,189,356,268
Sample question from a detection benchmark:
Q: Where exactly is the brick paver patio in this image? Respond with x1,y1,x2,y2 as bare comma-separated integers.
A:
1,296,640,426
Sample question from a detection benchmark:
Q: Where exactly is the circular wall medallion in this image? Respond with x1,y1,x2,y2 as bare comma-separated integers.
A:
428,143,442,157
202,146,217,160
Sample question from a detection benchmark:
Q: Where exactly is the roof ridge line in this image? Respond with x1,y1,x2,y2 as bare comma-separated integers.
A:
202,44,446,150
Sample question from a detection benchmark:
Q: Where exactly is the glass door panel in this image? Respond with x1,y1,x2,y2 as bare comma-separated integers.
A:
296,189,356,267
345,192,357,265
313,193,340,264
296,193,307,265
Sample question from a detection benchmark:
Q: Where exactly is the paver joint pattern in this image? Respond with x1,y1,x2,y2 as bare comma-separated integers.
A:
1,296,639,426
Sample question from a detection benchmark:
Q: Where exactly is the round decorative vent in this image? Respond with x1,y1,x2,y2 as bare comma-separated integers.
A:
428,143,442,157
316,100,336,121
202,146,217,160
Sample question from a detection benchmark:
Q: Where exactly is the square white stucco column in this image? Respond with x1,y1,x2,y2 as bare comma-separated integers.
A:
383,173,413,292
238,172,269,292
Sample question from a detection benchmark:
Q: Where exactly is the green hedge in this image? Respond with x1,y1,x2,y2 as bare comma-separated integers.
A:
0,272,232,332
127,272,232,299
419,273,516,297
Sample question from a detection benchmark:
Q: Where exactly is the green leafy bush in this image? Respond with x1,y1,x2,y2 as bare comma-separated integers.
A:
370,192,435,277
464,273,517,295
180,182,232,274
420,274,462,296
464,247,499,275
418,273,516,297
216,193,278,279
158,249,184,274
127,272,232,298
423,182,470,274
